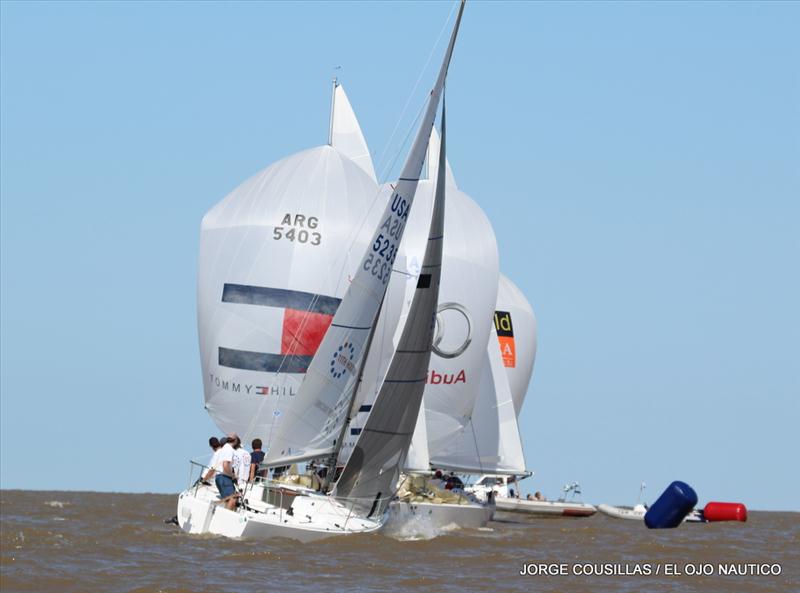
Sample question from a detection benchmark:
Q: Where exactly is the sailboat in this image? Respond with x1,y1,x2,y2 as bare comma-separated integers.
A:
177,1,466,541
461,277,595,518
328,74,547,534
330,100,503,533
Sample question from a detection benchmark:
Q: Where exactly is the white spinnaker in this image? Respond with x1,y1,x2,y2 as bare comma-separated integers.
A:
428,325,526,475
496,273,537,417
329,81,377,183
421,132,499,458
265,1,465,466
198,146,381,446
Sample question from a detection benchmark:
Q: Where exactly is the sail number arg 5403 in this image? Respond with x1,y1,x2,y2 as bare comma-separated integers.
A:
273,213,321,245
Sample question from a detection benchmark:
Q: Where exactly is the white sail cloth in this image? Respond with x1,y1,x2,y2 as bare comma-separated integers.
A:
336,125,499,471
426,273,537,475
427,325,527,475
404,404,431,472
198,145,381,446
329,81,377,183
265,0,464,467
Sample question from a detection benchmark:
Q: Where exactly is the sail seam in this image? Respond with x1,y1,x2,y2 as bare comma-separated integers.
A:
331,323,372,330
383,377,427,384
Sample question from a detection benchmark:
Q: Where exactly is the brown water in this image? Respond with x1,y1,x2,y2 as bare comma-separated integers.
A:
1,490,798,593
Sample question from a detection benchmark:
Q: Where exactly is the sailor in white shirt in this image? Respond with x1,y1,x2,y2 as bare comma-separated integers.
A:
202,437,221,483
232,437,252,490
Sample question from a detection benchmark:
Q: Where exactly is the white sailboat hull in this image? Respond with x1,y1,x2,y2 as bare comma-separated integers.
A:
384,499,494,534
494,497,597,518
177,484,383,542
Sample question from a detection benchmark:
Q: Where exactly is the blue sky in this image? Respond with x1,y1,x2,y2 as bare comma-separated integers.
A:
1,1,797,510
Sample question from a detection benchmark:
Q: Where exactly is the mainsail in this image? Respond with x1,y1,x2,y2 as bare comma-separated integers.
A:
265,1,465,466
404,405,432,472
334,95,450,514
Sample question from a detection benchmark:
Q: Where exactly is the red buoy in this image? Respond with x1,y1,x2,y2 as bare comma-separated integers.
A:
703,501,747,522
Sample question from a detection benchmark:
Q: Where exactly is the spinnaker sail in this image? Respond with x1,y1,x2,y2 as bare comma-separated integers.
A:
198,145,381,446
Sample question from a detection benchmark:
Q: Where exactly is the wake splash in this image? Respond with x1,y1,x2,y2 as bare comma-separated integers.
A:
382,506,463,541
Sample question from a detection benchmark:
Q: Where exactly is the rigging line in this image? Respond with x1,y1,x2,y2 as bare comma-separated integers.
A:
330,94,427,304
328,2,456,299
372,1,458,181
468,416,485,476
261,3,458,456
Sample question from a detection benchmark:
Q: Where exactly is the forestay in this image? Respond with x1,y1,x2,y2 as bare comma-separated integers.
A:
265,1,466,466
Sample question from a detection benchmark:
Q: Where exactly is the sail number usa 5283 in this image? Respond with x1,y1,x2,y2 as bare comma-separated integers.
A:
363,194,409,285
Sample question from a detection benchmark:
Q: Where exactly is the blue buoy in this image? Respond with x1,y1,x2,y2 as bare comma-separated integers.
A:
644,481,698,529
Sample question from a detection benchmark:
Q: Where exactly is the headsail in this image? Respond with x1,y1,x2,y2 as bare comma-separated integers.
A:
334,94,450,514
265,1,466,466
404,405,432,472
329,80,377,183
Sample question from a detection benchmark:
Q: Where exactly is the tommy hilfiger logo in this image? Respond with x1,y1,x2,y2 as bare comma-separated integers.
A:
218,284,341,374
208,373,296,397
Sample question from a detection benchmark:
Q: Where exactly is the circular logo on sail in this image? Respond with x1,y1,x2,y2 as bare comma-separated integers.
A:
330,341,356,379
433,302,472,359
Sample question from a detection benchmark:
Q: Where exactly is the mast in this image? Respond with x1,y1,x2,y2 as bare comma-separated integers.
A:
333,92,450,514
328,77,338,146
265,0,466,468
